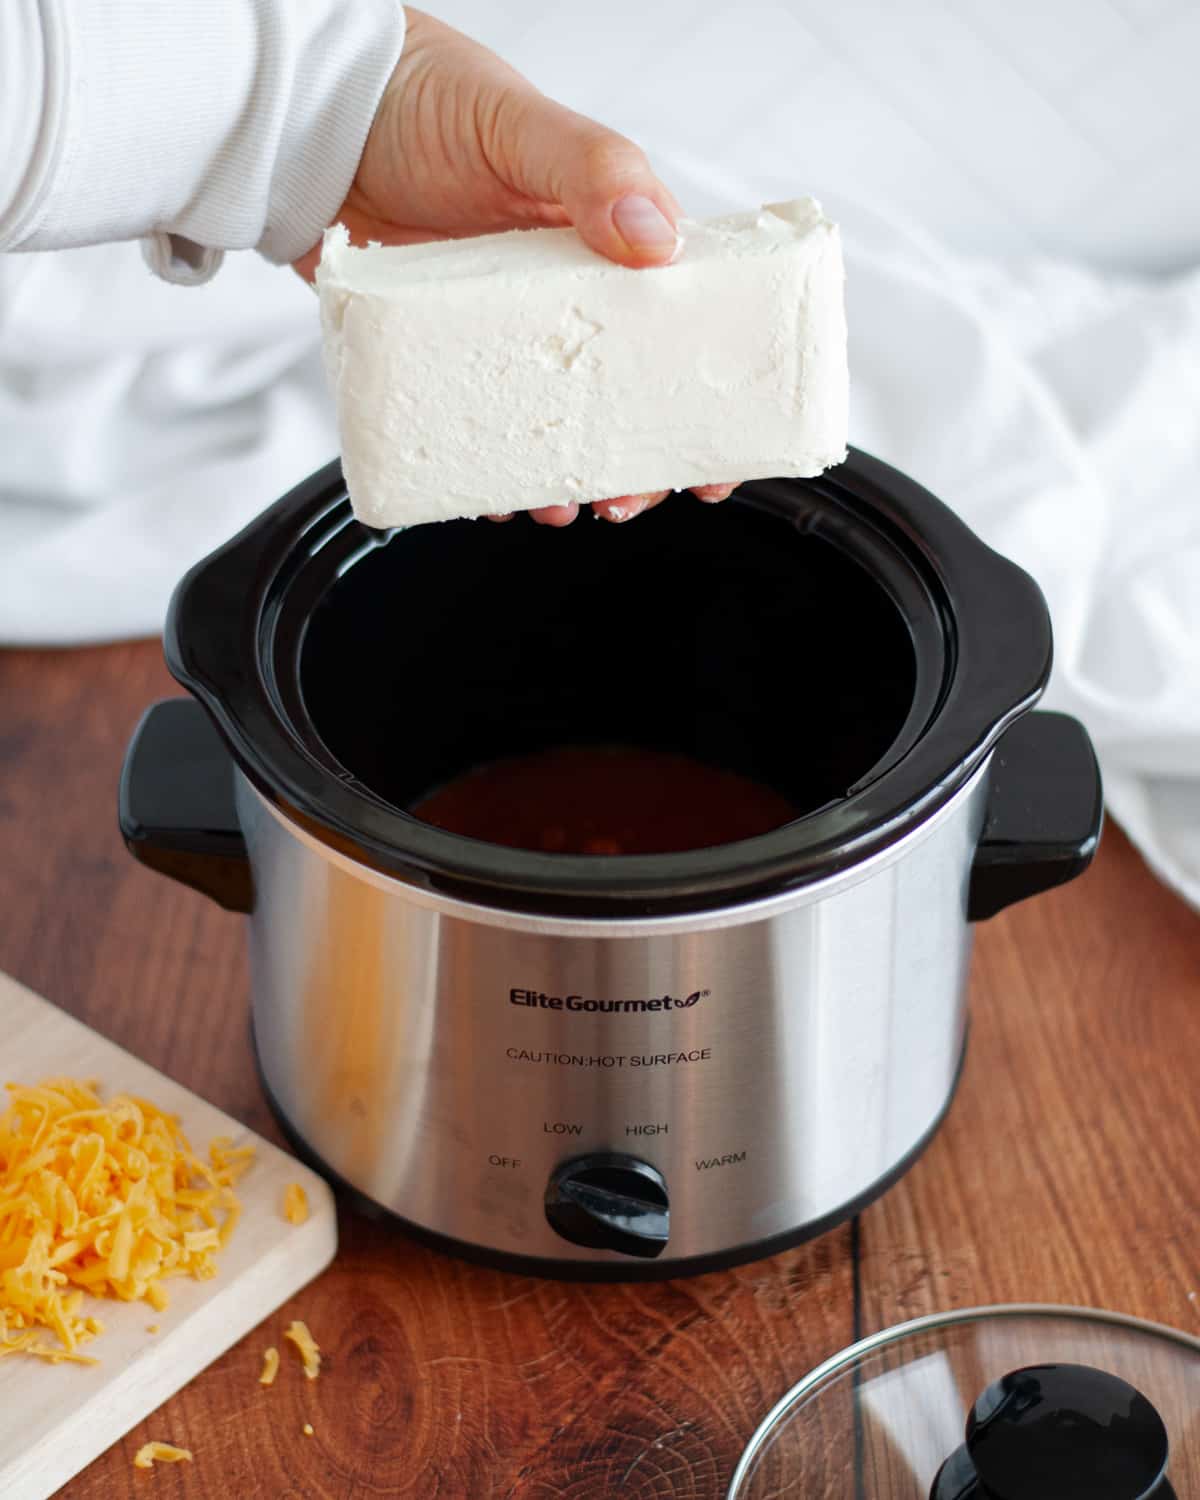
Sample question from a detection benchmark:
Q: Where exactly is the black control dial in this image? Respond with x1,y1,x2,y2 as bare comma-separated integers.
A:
930,1363,1174,1500
544,1153,669,1258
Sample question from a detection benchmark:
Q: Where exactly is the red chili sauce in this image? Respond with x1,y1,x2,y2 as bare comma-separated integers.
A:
410,746,797,855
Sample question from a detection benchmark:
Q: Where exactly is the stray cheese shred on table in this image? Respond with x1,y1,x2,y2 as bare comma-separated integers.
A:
0,1077,253,1364
259,1346,280,1386
282,1182,309,1225
284,1319,321,1379
133,1442,193,1469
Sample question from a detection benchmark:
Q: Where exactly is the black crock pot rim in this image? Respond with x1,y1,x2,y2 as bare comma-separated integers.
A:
164,448,1051,916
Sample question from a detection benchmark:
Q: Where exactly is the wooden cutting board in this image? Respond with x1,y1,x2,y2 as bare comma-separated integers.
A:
0,973,338,1500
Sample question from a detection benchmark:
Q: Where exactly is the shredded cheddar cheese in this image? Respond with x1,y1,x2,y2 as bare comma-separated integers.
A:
259,1346,280,1386
133,1442,193,1469
302,1422,314,1437
0,1077,252,1364
284,1319,321,1379
282,1182,309,1225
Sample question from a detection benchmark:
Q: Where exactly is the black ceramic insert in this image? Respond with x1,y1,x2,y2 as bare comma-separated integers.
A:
163,450,1056,916
300,481,919,821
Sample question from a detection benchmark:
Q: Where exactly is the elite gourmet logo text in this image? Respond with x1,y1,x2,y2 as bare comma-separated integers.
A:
510,988,706,1014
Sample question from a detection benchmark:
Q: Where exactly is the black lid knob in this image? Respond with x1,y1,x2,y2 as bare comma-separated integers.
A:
930,1364,1172,1500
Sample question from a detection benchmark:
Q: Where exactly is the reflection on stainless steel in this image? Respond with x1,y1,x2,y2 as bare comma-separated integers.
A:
242,762,985,1265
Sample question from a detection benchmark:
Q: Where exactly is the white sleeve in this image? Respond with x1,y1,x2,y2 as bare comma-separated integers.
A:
0,0,405,285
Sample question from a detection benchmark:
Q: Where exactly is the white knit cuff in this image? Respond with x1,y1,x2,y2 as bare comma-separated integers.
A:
256,2,405,267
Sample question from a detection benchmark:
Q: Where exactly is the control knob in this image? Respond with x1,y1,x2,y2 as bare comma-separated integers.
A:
544,1153,669,1259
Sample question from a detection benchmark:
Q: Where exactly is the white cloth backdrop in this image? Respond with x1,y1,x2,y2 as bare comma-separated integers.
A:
1,0,1197,908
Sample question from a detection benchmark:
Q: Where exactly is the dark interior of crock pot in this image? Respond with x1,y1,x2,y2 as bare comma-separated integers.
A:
296,491,920,830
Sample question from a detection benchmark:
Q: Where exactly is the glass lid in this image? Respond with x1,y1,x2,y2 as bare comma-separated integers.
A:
728,1305,1200,1499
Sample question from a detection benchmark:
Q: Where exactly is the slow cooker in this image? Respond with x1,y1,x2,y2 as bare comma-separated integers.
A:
119,448,1102,1279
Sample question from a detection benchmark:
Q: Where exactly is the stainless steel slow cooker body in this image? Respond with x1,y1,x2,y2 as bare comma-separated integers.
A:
120,450,1102,1278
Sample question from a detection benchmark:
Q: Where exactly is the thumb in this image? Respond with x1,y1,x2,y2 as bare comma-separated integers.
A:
502,98,682,267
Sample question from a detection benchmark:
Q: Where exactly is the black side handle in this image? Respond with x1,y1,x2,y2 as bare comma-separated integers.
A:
119,698,253,914
968,710,1103,921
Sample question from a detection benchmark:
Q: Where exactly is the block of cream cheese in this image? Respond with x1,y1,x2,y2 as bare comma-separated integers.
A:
316,198,848,526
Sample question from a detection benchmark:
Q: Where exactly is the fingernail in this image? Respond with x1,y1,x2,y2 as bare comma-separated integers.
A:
612,196,680,259
606,496,650,524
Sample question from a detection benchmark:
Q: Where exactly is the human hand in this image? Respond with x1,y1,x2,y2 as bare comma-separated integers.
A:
294,8,739,525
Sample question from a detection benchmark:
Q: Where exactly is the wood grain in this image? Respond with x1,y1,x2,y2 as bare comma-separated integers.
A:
0,640,1196,1499
857,821,1200,1335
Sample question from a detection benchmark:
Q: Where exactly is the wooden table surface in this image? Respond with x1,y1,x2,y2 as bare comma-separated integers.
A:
1,641,1197,1499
